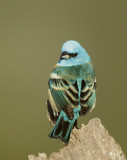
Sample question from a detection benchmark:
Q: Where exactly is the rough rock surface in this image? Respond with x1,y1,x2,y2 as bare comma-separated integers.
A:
28,118,126,160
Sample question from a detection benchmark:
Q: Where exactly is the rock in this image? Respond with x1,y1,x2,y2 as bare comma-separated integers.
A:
28,118,126,160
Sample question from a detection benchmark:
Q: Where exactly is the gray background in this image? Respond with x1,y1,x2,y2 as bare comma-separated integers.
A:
0,0,127,160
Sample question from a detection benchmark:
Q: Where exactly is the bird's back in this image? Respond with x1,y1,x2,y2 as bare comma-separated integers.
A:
52,62,95,81
49,62,96,112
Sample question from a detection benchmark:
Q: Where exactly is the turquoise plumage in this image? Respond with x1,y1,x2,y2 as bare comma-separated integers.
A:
46,40,96,144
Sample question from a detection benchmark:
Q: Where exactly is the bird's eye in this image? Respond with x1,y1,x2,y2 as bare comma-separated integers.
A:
60,52,78,60
74,53,78,57
69,53,78,58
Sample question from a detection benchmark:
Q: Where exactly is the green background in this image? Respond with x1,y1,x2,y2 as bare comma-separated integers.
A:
0,0,127,159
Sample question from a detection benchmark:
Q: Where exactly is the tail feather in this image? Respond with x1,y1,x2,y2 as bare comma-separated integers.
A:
48,111,76,144
53,117,63,138
61,121,70,139
60,121,73,144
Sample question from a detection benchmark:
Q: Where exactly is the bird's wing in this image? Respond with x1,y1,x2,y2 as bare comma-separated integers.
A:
48,70,79,120
79,77,96,116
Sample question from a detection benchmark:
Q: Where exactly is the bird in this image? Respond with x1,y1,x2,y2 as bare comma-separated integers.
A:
46,40,97,144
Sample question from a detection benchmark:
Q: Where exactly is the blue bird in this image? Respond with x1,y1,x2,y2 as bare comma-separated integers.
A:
46,40,97,144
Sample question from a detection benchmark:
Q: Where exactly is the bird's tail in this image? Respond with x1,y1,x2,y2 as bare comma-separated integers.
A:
48,110,78,144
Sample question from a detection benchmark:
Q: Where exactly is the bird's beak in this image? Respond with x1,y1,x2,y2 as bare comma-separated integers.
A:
62,54,70,59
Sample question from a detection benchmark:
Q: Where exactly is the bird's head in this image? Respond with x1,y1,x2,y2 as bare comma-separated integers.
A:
57,40,91,66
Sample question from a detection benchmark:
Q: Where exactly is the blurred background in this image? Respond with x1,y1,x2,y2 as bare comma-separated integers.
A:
0,0,127,160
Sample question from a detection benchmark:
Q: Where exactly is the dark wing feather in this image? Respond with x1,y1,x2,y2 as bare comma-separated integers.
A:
79,79,96,116
49,77,79,120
